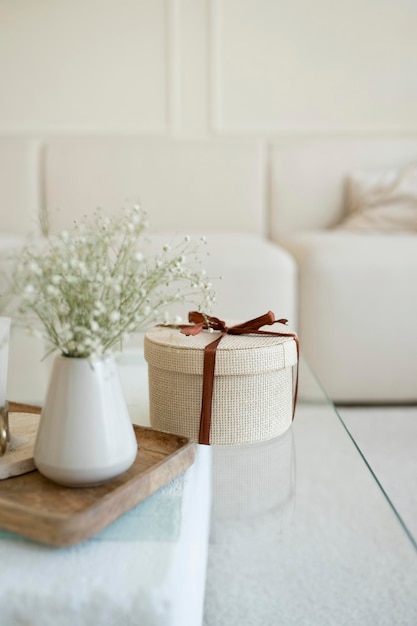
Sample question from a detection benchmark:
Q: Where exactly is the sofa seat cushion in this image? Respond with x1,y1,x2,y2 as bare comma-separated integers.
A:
1,231,297,323
146,233,297,326
281,230,417,402
2,233,298,404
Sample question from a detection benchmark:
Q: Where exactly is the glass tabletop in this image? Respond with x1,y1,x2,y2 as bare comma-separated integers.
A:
6,341,417,624
203,356,417,626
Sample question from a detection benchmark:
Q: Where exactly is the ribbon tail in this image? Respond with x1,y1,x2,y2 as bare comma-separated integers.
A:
231,310,276,332
198,334,223,444
292,336,300,421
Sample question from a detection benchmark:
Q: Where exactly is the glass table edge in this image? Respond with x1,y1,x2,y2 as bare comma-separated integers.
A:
299,354,417,554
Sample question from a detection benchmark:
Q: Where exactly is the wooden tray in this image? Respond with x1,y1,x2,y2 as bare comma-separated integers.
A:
0,403,195,547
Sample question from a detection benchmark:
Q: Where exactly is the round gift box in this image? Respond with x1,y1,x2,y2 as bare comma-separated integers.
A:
144,323,298,445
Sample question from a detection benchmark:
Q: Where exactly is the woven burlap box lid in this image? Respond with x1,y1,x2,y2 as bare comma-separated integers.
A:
144,313,298,446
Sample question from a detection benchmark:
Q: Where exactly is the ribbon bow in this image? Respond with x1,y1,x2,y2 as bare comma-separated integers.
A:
180,311,299,445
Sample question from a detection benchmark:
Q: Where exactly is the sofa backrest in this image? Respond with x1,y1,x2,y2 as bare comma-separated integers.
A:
43,136,266,236
270,135,417,239
0,137,41,235
4,133,417,242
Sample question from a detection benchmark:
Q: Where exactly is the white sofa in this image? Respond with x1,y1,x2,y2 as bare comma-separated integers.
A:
1,134,417,404
270,136,417,403
0,136,296,405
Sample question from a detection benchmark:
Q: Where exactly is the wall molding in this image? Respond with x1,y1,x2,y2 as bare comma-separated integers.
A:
165,0,181,134
208,0,223,134
207,0,417,136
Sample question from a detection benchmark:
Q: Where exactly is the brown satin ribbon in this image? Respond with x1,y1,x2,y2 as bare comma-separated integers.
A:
179,311,300,445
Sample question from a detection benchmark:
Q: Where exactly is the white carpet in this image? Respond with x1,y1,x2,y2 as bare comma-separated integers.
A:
336,405,417,544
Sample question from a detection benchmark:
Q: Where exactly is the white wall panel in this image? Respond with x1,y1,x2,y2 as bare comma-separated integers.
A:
169,0,210,135
211,0,417,133
0,0,416,136
0,0,168,132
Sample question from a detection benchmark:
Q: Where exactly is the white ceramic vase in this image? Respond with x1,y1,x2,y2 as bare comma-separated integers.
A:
34,354,138,487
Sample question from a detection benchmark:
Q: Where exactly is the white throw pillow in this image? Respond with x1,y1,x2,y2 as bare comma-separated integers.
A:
336,163,417,233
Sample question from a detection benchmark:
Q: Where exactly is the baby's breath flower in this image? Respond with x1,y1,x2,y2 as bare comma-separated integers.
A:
8,205,216,358
109,311,120,323
29,262,40,274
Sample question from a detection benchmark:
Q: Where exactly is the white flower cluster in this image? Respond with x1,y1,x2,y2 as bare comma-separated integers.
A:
10,205,215,359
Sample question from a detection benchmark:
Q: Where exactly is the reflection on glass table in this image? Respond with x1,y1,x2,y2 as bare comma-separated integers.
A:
203,356,417,626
